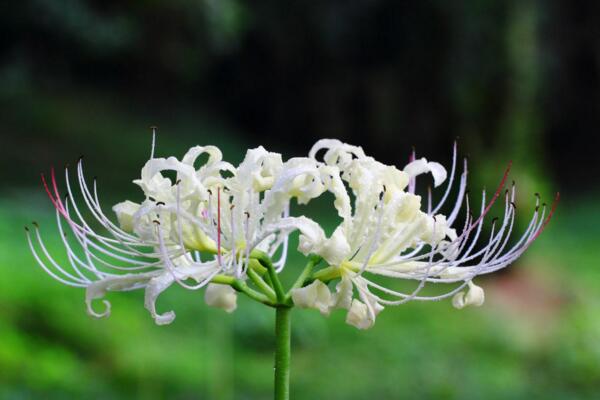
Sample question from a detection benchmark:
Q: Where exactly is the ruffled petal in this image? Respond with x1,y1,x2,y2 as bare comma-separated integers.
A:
452,281,485,309
345,298,383,330
144,272,176,325
85,272,157,319
204,283,238,313
309,138,366,170
268,216,352,265
331,274,353,310
112,200,141,233
290,280,333,315
404,158,447,187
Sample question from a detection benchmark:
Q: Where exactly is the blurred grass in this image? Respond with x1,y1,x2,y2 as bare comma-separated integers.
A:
0,190,599,399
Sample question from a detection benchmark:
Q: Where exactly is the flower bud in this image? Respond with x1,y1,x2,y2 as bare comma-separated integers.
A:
205,283,237,313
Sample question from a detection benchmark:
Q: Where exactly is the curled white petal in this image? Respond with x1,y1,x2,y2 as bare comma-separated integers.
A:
85,273,156,319
290,280,333,315
318,226,351,266
452,281,485,309
112,200,140,233
204,283,238,313
404,158,447,187
144,272,176,325
85,283,112,319
345,299,383,330
331,274,353,310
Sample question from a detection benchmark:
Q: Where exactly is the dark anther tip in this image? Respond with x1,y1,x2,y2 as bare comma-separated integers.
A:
510,202,517,209
24,226,29,232
150,125,158,130
535,192,540,198
148,196,156,202
230,205,235,210
542,203,547,207
176,179,181,185
32,221,39,227
491,217,499,224
244,211,250,218
153,220,160,225
207,189,212,195
156,201,165,206
78,155,84,161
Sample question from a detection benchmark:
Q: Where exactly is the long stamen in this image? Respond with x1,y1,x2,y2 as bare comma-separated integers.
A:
150,126,157,159
217,186,222,266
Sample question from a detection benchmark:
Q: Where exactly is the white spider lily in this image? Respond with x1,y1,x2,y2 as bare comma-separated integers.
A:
290,139,559,329
26,151,239,324
27,144,331,323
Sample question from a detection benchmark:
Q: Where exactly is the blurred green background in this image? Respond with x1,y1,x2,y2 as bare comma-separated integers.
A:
1,1,599,399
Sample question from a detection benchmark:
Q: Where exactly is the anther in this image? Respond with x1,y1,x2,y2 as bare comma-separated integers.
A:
156,201,166,206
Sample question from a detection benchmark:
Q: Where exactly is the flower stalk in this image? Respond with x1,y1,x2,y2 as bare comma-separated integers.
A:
274,306,292,400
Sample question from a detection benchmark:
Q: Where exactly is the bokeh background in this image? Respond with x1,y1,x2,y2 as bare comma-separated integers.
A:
1,1,599,399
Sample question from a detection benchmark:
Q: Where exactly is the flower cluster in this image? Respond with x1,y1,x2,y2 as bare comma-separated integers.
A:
28,139,558,329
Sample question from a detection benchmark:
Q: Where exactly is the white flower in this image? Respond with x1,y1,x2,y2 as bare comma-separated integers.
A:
288,139,558,329
28,143,335,324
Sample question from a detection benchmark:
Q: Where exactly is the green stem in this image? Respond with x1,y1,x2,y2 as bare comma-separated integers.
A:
212,275,274,306
285,255,322,303
248,268,277,302
274,306,291,400
258,256,286,303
